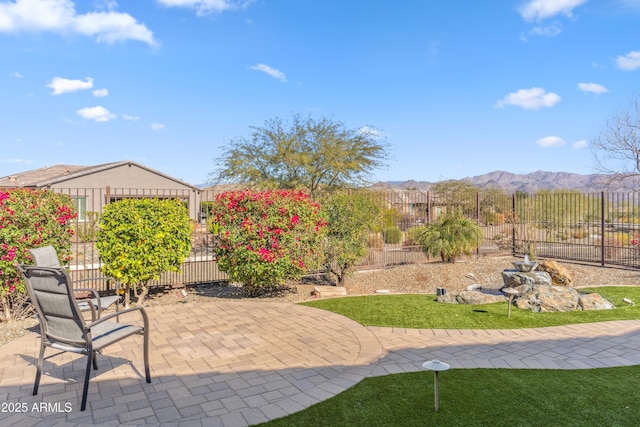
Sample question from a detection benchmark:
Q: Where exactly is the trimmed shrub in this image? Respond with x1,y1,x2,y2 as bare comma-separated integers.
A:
209,189,327,296
96,198,192,307
382,226,402,244
0,189,76,322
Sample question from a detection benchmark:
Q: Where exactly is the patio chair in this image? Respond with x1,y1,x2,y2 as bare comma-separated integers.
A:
16,264,151,411
29,245,122,319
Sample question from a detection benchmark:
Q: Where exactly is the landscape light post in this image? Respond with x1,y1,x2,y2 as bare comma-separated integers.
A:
422,360,450,411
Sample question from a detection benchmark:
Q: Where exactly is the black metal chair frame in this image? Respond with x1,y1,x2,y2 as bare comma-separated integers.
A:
29,245,123,319
17,264,151,411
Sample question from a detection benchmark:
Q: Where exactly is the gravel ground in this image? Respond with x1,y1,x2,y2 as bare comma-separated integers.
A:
3,255,640,347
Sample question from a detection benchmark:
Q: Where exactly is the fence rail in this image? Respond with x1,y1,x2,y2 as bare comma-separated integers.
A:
52,188,640,291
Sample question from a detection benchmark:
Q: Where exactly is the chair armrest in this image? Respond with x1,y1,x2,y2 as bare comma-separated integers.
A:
85,306,149,330
74,288,99,320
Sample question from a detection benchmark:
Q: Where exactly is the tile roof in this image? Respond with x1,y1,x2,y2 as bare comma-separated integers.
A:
0,161,199,190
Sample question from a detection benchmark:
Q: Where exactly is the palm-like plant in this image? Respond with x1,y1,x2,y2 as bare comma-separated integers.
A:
417,214,483,262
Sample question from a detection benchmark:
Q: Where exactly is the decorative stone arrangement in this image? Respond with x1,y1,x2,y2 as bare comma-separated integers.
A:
437,259,616,313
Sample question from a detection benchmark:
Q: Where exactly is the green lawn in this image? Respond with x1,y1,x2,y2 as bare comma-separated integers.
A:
300,287,640,329
259,367,640,426
256,287,640,426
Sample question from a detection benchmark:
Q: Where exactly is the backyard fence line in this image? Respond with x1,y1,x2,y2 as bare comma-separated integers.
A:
48,187,640,291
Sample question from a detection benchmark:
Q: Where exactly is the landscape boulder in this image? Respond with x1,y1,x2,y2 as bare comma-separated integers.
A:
502,270,552,288
579,293,616,310
537,260,573,286
437,290,506,305
513,284,579,312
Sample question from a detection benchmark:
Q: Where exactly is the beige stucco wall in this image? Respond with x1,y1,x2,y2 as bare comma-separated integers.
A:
49,164,201,220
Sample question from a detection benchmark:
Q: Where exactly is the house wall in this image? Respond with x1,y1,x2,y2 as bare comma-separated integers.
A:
49,164,201,220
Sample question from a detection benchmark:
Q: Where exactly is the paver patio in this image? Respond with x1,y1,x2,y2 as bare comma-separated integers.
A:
1,301,640,426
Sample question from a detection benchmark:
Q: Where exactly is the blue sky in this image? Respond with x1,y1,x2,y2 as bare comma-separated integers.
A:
1,0,640,186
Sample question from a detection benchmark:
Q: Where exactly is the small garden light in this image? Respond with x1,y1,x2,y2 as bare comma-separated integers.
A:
502,287,519,318
422,359,450,411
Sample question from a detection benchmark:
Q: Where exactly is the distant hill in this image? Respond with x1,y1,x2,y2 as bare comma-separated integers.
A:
371,171,636,193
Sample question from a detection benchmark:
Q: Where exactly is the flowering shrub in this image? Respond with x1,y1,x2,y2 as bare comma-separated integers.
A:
209,189,327,295
0,189,76,322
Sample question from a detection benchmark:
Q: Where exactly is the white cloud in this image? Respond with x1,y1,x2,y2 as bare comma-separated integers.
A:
92,88,108,97
357,126,385,139
151,122,165,131
122,114,139,121
573,139,588,149
577,82,608,94
1,157,31,164
518,0,587,21
76,105,116,122
10,71,22,78
0,0,156,46
95,0,118,11
528,21,562,37
156,0,255,16
616,51,640,71
536,136,565,147
496,87,561,109
47,76,93,95
250,63,287,82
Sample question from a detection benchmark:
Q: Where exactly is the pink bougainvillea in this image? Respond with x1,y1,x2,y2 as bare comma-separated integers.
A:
209,189,327,294
0,188,76,321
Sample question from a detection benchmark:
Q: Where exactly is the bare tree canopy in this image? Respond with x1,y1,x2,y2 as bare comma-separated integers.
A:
591,95,640,189
210,114,390,195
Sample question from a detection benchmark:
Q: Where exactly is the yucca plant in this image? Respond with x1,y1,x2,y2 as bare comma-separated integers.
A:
416,214,483,262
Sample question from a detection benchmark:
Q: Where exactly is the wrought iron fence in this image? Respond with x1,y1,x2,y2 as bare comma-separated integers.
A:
49,187,640,291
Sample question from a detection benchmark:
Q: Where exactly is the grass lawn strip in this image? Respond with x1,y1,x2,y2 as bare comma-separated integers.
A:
300,287,640,329
260,287,640,426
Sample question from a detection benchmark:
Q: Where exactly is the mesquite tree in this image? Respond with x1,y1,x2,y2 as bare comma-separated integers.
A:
211,114,390,196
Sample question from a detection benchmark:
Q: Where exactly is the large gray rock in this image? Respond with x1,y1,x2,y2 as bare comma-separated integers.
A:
437,290,506,305
514,284,580,312
457,291,506,305
579,293,616,310
502,270,552,288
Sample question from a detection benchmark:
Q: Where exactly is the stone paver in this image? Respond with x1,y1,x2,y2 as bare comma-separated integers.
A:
1,301,640,426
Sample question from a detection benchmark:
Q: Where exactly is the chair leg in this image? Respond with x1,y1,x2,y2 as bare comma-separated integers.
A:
81,352,93,411
143,328,151,383
92,351,98,370
33,344,46,395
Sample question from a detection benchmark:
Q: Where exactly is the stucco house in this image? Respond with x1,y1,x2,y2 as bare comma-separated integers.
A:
0,160,202,220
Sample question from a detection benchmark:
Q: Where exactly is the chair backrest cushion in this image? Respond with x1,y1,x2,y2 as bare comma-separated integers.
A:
29,246,62,268
20,266,86,346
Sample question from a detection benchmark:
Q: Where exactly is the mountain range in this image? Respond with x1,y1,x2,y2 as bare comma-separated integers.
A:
371,170,636,193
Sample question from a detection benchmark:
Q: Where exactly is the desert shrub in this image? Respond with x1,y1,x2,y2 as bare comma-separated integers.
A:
571,228,589,239
0,189,76,322
209,190,327,296
368,233,384,249
555,229,569,241
492,232,512,250
320,193,379,285
74,211,100,242
403,226,423,247
96,198,192,307
382,226,402,244
371,207,401,233
483,212,505,226
415,214,482,262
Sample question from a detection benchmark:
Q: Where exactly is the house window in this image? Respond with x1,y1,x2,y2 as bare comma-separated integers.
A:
72,197,87,222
